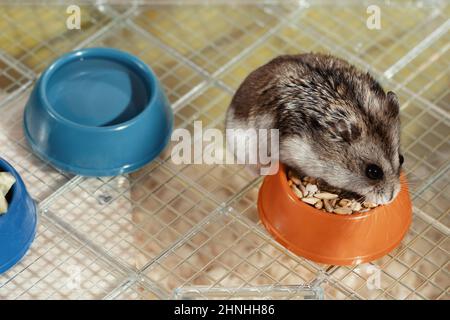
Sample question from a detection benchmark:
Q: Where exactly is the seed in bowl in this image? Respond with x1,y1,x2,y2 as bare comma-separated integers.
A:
0,172,16,215
287,170,378,215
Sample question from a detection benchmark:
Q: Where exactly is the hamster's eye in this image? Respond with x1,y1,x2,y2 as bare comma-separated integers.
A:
366,164,384,180
399,154,404,166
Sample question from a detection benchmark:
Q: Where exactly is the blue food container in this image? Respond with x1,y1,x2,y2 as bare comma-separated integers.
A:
24,48,173,176
0,158,37,274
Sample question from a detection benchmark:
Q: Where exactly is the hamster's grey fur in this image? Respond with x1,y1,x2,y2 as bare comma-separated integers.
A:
226,53,403,205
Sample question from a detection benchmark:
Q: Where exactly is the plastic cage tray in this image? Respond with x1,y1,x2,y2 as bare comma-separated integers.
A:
0,1,448,300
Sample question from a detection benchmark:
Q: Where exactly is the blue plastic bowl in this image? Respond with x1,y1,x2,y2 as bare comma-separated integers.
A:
24,48,173,176
0,158,37,274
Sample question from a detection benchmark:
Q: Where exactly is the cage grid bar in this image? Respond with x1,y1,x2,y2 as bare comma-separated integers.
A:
384,18,450,79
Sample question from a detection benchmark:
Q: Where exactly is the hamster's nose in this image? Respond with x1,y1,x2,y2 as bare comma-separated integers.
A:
381,189,396,205
390,190,394,201
388,189,396,202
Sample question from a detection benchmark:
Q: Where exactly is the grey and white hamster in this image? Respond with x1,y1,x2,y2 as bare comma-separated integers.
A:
226,53,404,205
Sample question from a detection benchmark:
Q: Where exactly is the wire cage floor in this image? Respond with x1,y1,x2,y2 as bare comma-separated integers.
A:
0,0,448,300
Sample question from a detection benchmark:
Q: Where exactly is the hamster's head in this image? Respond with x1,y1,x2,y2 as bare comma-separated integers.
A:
281,90,403,205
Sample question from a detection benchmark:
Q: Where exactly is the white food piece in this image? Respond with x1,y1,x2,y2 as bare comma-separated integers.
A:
351,201,362,211
323,199,333,212
291,184,303,198
0,193,8,215
334,207,353,215
330,198,338,207
363,201,377,208
0,172,16,196
314,192,339,200
298,183,307,196
314,200,323,209
338,199,352,207
288,171,302,186
302,197,320,205
290,176,302,186
0,172,16,215
305,183,318,197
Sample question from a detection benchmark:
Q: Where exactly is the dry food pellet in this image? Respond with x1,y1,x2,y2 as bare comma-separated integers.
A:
0,172,16,215
314,192,339,200
314,200,324,209
289,175,302,186
291,184,303,198
363,201,377,208
334,207,353,215
0,195,7,215
287,170,379,215
339,199,352,207
298,183,307,195
305,184,318,196
302,197,320,205
351,201,362,211
323,199,333,212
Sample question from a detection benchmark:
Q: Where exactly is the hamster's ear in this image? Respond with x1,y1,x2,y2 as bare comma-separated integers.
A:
386,91,400,118
330,119,362,143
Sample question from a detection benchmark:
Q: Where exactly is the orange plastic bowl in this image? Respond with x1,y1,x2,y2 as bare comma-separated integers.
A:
257,164,412,266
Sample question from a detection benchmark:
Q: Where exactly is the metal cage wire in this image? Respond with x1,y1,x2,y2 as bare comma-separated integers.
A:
0,0,448,300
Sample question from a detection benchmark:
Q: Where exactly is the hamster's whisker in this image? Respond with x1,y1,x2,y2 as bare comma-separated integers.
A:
353,194,366,203
401,180,420,191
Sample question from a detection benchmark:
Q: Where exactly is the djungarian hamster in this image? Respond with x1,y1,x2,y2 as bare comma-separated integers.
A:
226,53,404,205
